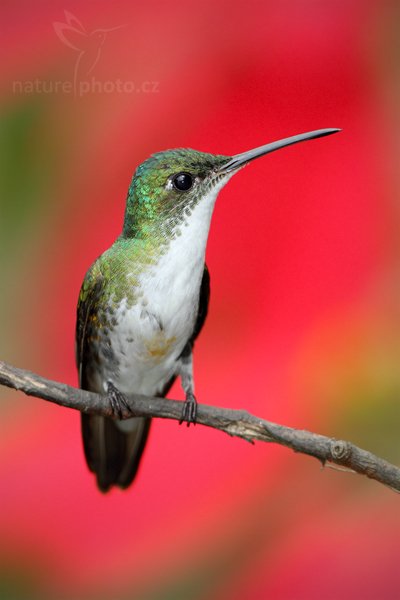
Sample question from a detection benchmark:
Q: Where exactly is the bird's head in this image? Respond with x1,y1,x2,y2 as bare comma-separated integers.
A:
122,128,340,240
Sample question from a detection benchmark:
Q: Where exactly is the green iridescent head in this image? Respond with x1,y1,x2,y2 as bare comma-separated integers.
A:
122,129,340,240
122,149,230,239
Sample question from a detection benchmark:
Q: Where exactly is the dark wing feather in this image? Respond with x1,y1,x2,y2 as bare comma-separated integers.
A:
191,264,210,344
76,261,151,492
76,262,103,389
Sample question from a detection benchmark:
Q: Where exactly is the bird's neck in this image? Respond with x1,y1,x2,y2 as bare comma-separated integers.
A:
116,190,216,270
121,182,225,259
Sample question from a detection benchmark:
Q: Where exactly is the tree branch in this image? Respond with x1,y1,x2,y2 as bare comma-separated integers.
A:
0,359,399,492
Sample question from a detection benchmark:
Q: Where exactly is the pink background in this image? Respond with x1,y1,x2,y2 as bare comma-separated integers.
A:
1,1,399,598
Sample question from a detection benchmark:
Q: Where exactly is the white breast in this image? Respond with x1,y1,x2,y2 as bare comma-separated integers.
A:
104,179,231,397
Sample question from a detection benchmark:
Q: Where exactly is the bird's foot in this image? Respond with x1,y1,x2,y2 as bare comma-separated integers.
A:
179,392,197,427
107,381,132,419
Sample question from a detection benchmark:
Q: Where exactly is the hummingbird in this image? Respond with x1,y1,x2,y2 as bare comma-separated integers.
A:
76,128,340,492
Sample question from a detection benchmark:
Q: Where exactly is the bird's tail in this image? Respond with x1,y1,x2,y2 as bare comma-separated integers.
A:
81,414,151,492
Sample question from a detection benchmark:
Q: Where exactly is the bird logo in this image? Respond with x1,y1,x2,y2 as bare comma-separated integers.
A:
53,11,125,94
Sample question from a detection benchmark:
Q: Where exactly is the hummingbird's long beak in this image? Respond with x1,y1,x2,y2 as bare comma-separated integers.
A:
218,128,340,173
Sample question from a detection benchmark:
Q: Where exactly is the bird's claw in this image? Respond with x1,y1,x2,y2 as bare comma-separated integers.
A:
179,393,197,427
107,381,132,419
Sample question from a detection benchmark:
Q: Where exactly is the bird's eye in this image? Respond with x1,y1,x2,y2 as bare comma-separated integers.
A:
172,172,193,191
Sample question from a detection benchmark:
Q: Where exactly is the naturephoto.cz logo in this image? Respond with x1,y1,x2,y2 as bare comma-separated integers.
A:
12,11,159,97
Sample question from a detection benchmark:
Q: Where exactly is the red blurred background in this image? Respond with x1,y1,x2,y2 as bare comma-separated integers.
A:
1,1,399,598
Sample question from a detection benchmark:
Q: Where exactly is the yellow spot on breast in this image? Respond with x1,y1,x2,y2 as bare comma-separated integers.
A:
144,332,177,361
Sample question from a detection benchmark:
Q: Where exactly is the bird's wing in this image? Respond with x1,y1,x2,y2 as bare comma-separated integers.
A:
190,263,211,345
76,258,151,492
75,260,103,388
